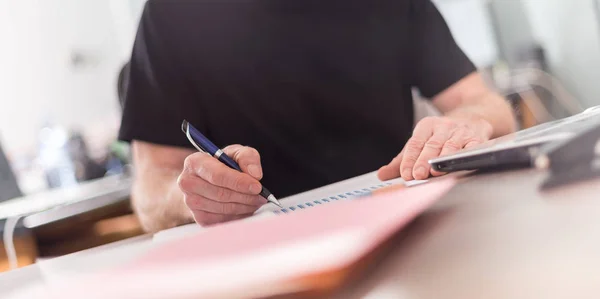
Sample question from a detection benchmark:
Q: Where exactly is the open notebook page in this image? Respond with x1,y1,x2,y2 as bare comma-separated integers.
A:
153,171,427,242
255,171,427,215
27,178,453,299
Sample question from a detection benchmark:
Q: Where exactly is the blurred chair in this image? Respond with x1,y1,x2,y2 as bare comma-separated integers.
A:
0,143,38,272
0,143,22,202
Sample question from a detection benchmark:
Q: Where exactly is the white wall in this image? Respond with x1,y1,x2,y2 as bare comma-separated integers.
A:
434,0,499,68
2,0,598,159
0,0,48,156
0,0,139,158
438,0,600,108
523,0,600,108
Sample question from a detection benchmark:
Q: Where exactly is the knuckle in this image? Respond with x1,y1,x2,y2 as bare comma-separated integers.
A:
231,176,246,192
183,156,196,173
208,170,224,186
241,194,258,206
184,194,202,210
444,139,462,150
185,153,208,171
237,147,261,164
424,139,444,150
215,187,228,201
224,144,243,158
465,137,484,145
177,175,193,192
247,147,260,158
250,196,262,206
222,203,238,215
402,155,418,165
405,140,424,153
195,159,211,179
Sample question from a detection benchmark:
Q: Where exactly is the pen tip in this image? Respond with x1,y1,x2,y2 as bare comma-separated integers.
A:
267,194,282,207
181,120,189,134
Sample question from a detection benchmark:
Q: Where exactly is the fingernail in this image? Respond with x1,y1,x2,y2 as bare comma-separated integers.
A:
248,164,262,178
249,183,262,194
402,168,412,179
415,167,427,179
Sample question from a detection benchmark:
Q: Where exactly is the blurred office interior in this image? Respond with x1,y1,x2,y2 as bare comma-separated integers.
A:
0,0,599,272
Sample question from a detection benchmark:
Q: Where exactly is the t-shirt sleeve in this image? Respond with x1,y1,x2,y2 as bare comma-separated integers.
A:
118,2,199,148
409,0,476,98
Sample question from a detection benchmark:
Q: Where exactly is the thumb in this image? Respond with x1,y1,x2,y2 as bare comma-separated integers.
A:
222,144,263,180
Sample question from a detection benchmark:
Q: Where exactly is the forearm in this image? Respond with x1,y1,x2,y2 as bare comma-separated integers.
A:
443,92,516,138
130,141,196,233
132,168,194,233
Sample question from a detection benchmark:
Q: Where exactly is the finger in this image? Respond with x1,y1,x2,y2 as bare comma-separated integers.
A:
178,174,265,206
430,130,469,177
439,130,468,158
464,140,484,149
400,123,434,181
413,129,451,180
186,154,262,195
223,145,263,180
191,210,253,226
377,151,403,181
430,169,446,177
185,194,260,215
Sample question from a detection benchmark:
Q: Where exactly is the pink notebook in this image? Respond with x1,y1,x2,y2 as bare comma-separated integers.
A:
42,178,455,299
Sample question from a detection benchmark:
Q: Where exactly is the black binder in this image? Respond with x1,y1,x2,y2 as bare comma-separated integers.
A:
534,120,600,189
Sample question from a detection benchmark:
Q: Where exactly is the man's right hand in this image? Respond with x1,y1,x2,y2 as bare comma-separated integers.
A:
177,144,267,226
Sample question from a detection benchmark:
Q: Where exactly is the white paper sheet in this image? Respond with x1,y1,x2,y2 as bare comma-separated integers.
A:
255,171,426,214
153,171,427,242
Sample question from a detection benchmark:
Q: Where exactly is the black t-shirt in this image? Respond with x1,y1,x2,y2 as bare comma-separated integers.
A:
119,0,475,197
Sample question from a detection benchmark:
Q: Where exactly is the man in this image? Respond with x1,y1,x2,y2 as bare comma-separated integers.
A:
120,0,515,232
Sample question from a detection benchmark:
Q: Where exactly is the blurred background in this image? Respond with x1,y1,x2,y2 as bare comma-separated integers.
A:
0,0,599,272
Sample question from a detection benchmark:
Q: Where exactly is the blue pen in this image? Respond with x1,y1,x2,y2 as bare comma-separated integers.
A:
181,120,282,207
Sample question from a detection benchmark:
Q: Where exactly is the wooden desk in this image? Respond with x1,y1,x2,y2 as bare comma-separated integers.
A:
0,232,37,272
0,234,153,298
335,169,600,299
2,168,600,298
0,175,138,271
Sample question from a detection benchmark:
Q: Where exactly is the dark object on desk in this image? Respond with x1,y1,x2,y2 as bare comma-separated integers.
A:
67,133,107,182
536,120,600,190
0,143,22,203
429,106,600,173
20,177,138,257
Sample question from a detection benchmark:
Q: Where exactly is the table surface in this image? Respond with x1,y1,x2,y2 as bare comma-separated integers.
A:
0,175,132,221
3,168,600,299
337,169,600,299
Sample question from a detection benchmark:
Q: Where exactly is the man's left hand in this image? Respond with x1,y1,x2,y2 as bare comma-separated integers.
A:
378,116,493,181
